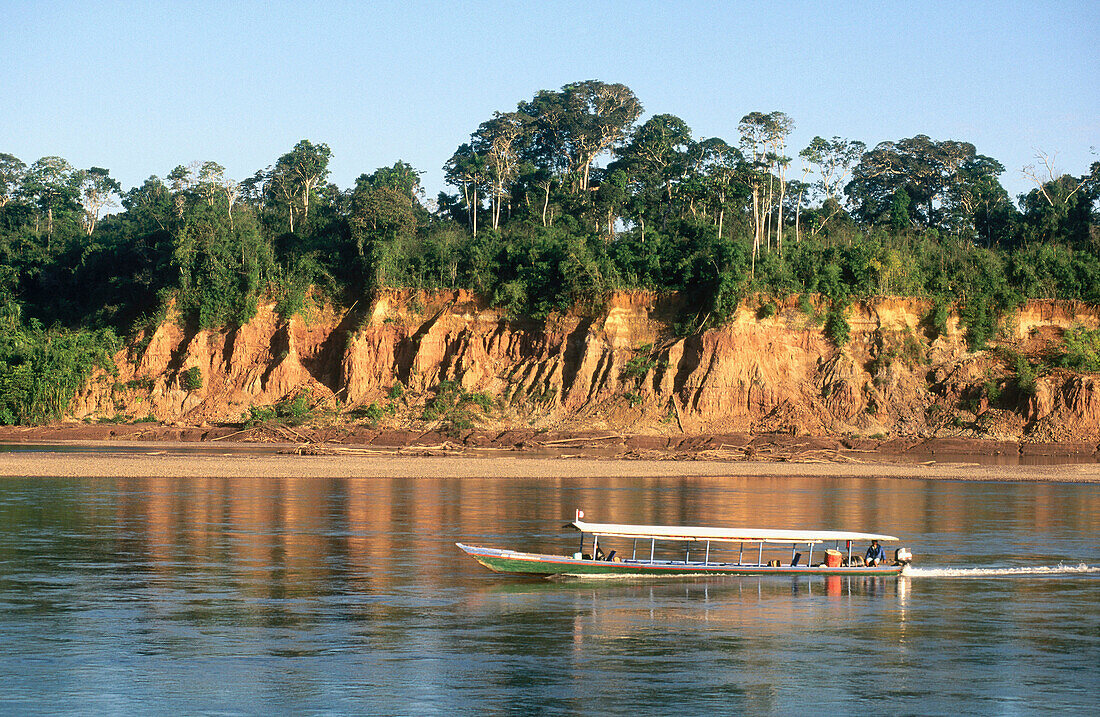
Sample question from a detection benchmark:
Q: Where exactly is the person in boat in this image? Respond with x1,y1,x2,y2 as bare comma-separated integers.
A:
865,540,886,566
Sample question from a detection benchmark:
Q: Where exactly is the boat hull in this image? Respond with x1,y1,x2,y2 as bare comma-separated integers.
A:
456,543,905,578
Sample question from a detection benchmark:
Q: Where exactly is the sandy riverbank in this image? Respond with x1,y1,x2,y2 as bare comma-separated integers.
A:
1,446,1098,482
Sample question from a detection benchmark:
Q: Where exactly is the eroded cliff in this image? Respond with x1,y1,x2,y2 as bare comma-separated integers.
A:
70,291,1100,441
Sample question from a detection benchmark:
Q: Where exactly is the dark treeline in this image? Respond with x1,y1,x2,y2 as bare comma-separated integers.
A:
1,80,1098,422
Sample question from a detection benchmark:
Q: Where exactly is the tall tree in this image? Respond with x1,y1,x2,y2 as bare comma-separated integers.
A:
847,135,976,228
0,154,26,210
799,135,865,236
473,112,527,229
517,81,642,195
1020,150,1097,247
738,112,791,272
350,162,423,288
764,112,794,255
444,143,487,236
614,113,693,227
21,157,80,247
270,140,331,232
947,155,1013,246
77,167,121,236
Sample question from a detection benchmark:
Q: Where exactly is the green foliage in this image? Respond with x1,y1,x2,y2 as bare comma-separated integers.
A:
868,328,925,381
1012,353,1038,396
983,372,1002,404
620,344,658,383
421,380,494,433
925,299,951,340
824,301,850,347
1057,326,1100,371
0,83,1097,431
0,304,120,425
756,300,778,320
245,391,314,427
180,366,202,391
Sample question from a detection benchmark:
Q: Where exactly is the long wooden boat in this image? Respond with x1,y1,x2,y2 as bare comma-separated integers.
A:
457,512,912,578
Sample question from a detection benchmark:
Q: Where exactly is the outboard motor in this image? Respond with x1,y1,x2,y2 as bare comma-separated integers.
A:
894,547,913,566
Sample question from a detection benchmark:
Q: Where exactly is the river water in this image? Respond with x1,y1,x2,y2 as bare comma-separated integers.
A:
0,471,1097,715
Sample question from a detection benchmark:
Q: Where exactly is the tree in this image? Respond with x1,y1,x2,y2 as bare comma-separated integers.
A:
1020,151,1096,248
614,113,693,227
444,143,487,236
947,155,1014,246
350,162,423,288
0,154,26,210
21,157,80,246
692,138,743,241
738,112,792,271
473,112,527,230
765,112,794,255
847,135,976,228
77,167,121,236
517,80,642,195
799,136,865,236
270,140,331,232
890,187,911,234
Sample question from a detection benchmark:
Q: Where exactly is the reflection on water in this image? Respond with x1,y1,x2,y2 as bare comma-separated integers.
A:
0,473,1097,715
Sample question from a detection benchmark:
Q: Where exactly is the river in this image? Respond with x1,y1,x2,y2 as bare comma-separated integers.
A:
0,471,1097,715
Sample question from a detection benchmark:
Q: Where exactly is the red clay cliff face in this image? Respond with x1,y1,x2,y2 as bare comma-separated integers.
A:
70,291,1100,441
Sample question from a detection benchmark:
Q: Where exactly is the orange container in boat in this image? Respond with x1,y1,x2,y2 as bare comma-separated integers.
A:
824,549,842,568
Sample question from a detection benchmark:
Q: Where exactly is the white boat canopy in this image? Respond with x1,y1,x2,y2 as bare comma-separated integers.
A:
571,520,898,545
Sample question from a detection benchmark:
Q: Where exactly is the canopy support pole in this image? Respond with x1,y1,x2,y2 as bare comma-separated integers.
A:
758,542,764,567
650,538,655,563
739,542,743,565
704,541,711,566
632,539,637,561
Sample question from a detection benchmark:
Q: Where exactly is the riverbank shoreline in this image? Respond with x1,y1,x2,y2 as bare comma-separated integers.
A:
1,441,1098,482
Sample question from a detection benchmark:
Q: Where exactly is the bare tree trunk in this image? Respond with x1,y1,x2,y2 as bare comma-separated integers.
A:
794,187,804,244
461,181,473,233
765,173,774,252
776,173,785,257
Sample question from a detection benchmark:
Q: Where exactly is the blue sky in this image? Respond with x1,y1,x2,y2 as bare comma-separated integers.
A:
2,1,1097,203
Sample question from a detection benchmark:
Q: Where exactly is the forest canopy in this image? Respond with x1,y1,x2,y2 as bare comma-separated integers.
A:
0,80,1098,422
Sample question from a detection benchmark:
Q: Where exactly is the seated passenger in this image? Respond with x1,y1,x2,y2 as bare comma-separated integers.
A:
865,540,886,566
594,546,605,561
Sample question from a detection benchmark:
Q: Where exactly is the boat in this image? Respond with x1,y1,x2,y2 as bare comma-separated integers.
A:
457,510,913,578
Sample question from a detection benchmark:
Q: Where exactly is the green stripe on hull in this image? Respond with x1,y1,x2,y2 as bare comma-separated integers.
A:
470,552,902,578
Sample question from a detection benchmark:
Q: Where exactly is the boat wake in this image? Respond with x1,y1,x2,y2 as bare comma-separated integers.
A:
903,563,1099,578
